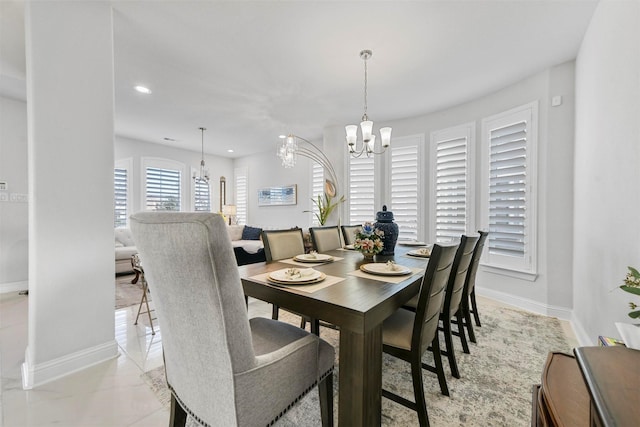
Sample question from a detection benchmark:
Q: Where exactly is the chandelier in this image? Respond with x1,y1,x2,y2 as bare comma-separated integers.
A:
277,134,339,190
346,49,391,158
193,127,210,183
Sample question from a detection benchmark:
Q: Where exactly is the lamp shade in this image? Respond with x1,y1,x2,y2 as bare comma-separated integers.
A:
223,205,237,216
380,127,392,148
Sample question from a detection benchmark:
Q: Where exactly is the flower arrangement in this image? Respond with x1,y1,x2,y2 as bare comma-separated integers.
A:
619,266,640,319
353,222,384,256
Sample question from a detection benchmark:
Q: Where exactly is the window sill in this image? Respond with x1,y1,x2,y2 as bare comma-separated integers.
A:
479,263,538,282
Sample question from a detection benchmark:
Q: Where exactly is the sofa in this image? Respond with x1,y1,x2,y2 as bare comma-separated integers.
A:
227,225,266,265
115,228,137,274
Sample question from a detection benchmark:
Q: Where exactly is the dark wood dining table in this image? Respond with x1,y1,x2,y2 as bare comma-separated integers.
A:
238,245,431,426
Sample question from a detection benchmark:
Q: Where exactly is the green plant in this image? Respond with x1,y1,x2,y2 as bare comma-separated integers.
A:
305,192,345,225
620,266,640,318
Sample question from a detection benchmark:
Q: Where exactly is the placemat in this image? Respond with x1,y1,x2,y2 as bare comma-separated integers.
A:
401,253,431,262
249,272,344,293
348,266,423,284
279,256,344,267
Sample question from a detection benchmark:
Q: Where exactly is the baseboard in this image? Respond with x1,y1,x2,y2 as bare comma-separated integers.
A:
569,316,595,347
476,286,573,320
0,280,28,294
22,340,119,390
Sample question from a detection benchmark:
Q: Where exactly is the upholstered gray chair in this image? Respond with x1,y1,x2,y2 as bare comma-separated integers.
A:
381,244,458,426
309,226,342,252
130,213,334,427
261,228,305,262
340,225,361,246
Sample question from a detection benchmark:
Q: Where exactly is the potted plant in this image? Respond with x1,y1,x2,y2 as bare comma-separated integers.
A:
353,222,384,260
305,192,345,226
619,266,640,319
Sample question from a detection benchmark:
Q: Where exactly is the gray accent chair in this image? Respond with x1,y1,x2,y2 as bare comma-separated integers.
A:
130,212,334,427
309,226,342,252
381,244,458,426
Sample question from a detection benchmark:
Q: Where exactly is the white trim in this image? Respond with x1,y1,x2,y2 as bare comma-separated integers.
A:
22,340,118,390
475,286,572,321
479,264,538,282
0,280,28,294
570,315,597,347
140,157,185,212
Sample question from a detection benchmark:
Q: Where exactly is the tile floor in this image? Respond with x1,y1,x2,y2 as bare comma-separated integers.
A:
0,291,578,426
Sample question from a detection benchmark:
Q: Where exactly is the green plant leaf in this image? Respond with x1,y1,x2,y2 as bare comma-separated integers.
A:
629,266,640,279
628,310,640,319
621,285,640,296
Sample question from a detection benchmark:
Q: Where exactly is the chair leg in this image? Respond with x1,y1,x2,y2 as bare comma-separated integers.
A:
271,304,280,320
470,290,481,327
318,372,334,427
442,317,460,378
463,305,477,343
170,394,188,427
411,356,431,427
424,336,449,396
455,311,470,354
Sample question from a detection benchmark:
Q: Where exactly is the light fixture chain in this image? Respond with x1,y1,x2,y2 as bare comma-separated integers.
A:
363,55,368,118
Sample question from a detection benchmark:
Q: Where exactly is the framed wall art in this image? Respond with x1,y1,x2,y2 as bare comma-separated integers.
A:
258,184,297,206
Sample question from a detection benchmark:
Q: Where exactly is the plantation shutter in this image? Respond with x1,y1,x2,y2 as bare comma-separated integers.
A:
488,120,527,258
349,156,375,226
194,180,211,212
235,169,247,225
114,167,128,227
311,162,324,226
145,167,181,211
435,135,468,242
391,145,418,241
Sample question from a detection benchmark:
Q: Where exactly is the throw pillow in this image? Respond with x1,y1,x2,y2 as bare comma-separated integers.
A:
242,225,262,240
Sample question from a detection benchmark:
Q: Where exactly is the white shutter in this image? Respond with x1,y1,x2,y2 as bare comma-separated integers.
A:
145,167,181,211
114,167,128,228
481,102,537,274
311,162,324,226
391,145,418,241
235,168,248,225
194,180,211,212
349,156,375,225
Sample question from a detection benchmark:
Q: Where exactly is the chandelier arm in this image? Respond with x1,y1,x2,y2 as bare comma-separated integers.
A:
292,136,339,186
297,147,339,190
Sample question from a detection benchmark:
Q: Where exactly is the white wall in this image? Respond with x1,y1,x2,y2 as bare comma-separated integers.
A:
233,149,320,228
324,61,576,317
0,96,28,293
573,0,640,344
115,136,234,217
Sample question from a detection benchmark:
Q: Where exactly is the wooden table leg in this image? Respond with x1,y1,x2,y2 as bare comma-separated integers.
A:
338,325,382,426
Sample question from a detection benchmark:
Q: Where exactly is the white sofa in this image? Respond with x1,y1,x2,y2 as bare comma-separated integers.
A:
115,228,137,274
227,225,265,265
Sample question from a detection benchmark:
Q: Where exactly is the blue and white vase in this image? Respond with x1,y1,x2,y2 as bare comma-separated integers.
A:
374,205,399,256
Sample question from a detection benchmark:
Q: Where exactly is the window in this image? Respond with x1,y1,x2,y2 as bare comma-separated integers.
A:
310,162,324,226
481,102,537,275
143,159,183,211
114,167,128,228
348,155,375,226
431,123,474,242
193,174,211,212
389,136,422,241
235,167,248,225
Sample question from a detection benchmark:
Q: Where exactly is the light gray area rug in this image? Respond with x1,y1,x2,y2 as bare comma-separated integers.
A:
141,302,572,426
115,274,145,309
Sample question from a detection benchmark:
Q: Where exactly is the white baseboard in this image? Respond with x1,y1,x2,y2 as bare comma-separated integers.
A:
569,315,596,347
1,280,28,294
22,340,119,390
476,286,573,320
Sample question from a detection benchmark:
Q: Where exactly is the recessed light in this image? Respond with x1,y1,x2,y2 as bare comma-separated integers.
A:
227,149,234,153
278,135,287,139
134,85,152,94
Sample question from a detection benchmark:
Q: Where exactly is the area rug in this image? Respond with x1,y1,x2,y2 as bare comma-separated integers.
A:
115,274,145,309
141,301,572,426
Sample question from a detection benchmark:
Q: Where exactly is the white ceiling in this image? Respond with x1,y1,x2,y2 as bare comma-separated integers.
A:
1,0,598,158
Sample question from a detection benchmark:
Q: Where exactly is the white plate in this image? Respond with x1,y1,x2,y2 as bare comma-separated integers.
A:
268,273,326,286
344,244,355,250
408,248,432,258
360,262,412,276
293,253,334,263
398,241,428,247
268,268,323,283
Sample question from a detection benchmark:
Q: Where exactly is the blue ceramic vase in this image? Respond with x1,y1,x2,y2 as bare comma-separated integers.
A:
374,205,399,256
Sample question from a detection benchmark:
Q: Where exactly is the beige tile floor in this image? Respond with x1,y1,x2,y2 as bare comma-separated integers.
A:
0,291,578,426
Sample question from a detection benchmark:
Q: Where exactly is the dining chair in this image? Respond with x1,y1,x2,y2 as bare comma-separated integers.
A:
340,225,361,246
458,230,489,343
381,243,458,427
309,226,342,252
439,234,479,376
261,228,317,331
130,212,334,427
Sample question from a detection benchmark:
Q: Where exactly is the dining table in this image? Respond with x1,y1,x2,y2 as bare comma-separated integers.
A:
238,243,432,426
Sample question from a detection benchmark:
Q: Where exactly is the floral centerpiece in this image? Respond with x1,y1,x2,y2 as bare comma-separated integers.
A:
619,266,640,319
353,222,384,259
